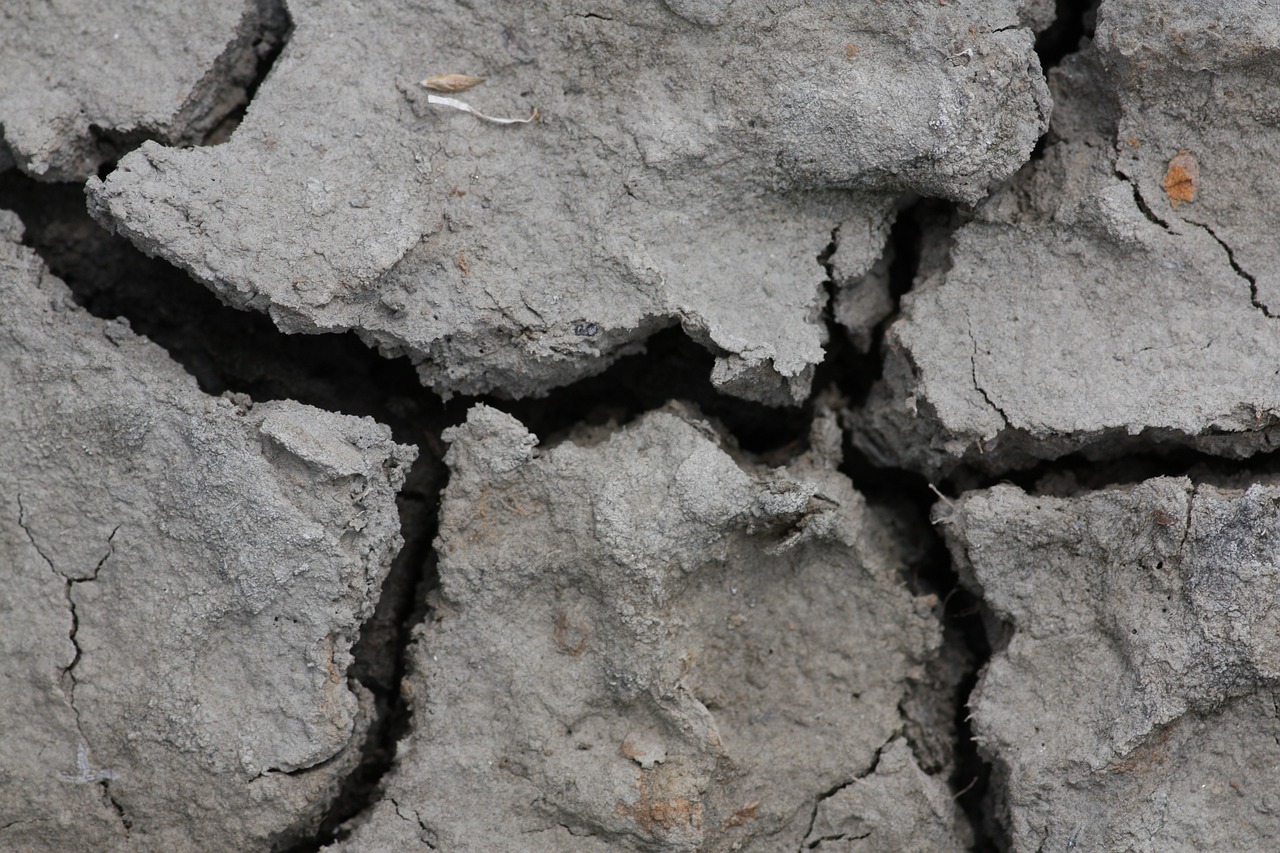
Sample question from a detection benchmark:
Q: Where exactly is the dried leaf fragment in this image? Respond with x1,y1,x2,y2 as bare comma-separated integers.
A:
1163,150,1199,207
421,73,486,93
426,94,539,125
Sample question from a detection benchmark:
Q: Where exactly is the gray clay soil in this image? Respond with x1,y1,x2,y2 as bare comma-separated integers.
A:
3,1,1280,851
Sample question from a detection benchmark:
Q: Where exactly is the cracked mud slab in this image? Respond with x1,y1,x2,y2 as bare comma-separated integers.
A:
0,0,280,181
88,0,1047,405
944,476,1280,851
328,404,965,851
1101,0,1280,318
0,210,414,850
852,1,1280,477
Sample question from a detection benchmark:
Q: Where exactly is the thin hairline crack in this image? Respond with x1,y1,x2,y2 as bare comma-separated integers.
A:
14,493,129,834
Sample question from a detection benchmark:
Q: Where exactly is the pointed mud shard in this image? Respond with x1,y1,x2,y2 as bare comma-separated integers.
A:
944,476,1280,852
801,739,969,851
851,11,1280,478
326,404,967,851
86,0,1048,406
0,0,285,181
0,209,415,851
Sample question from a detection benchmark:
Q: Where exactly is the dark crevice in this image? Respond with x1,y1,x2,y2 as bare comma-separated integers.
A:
1025,0,1097,165
833,196,1001,851
948,443,1280,500
1032,0,1098,72
87,0,291,178
204,0,293,146
840,441,999,851
838,196,932,410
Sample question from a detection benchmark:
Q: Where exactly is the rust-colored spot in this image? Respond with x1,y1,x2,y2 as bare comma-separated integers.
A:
1163,150,1199,208
553,609,589,657
1125,137,1140,147
455,252,471,277
724,801,759,828
615,769,704,835
844,42,859,59
1152,507,1178,527
616,795,704,834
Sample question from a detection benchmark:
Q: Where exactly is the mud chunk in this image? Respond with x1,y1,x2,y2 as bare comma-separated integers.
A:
87,0,1048,405
0,0,280,180
329,404,960,851
1100,0,1280,314
852,14,1280,477
0,210,414,850
945,477,1280,851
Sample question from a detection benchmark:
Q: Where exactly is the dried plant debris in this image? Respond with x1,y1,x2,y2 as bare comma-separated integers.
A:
87,0,1048,405
944,477,1280,851
325,404,965,851
851,1,1280,477
420,73,486,93
0,210,414,850
0,0,279,180
425,94,539,125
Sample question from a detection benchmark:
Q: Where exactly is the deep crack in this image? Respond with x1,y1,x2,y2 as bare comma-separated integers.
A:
1032,0,1098,72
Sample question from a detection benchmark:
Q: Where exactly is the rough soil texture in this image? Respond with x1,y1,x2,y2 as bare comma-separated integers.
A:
0,0,282,181
852,1,1280,477
85,0,1047,405
7,0,1280,850
945,477,1280,852
328,404,965,851
0,211,414,851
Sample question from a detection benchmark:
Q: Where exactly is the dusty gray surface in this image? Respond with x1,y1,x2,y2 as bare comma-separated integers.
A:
328,404,961,851
945,477,1280,851
0,210,414,850
87,0,1048,405
852,2,1280,477
0,0,278,181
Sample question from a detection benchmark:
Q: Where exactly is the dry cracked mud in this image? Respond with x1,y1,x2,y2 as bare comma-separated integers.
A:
4,0,1280,851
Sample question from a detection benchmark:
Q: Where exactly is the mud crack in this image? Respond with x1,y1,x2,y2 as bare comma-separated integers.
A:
15,494,129,833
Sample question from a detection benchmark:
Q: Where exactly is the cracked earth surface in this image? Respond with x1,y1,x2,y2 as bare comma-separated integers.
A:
4,1,1280,851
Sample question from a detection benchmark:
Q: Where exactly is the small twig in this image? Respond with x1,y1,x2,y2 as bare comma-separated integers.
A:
426,94,539,125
